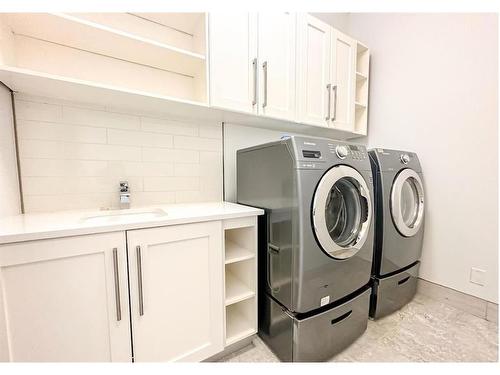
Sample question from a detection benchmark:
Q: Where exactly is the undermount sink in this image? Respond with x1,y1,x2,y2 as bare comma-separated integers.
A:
81,208,168,225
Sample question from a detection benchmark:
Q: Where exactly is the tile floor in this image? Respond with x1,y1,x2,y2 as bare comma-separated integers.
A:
220,293,498,362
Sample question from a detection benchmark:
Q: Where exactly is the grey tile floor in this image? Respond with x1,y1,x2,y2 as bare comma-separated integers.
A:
220,293,498,362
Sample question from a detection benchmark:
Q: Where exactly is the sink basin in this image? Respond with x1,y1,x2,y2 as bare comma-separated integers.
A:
81,208,168,225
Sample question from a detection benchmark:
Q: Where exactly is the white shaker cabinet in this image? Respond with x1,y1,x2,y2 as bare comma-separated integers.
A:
126,221,224,362
296,14,332,127
0,232,131,362
209,13,258,114
330,29,356,131
257,12,296,121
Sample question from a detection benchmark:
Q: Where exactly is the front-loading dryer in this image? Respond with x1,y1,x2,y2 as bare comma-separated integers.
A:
368,148,425,319
237,136,374,361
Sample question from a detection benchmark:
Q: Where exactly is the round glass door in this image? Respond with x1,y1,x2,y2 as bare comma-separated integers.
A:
312,165,372,259
391,169,424,237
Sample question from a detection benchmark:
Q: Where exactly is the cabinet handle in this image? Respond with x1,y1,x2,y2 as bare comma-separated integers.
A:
252,58,258,106
326,84,332,120
112,248,122,322
262,61,268,108
332,84,338,121
136,245,144,316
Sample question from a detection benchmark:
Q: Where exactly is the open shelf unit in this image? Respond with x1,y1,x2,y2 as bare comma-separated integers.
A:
354,41,370,135
0,12,208,104
223,218,257,346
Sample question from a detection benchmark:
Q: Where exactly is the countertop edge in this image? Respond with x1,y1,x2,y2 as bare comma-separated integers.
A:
0,204,264,245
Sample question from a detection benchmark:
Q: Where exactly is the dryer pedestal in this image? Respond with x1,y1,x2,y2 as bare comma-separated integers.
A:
369,261,420,319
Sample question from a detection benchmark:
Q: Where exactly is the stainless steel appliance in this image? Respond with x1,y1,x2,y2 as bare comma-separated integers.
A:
368,148,425,319
237,136,374,361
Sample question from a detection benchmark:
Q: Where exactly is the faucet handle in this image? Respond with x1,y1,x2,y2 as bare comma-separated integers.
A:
119,181,129,193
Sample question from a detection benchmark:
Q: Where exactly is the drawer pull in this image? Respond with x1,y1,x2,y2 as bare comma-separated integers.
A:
331,310,352,325
398,276,411,285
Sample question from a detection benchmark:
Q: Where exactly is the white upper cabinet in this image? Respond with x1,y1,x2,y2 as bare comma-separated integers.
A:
330,29,356,131
127,222,224,362
0,233,131,362
209,13,258,114
296,14,332,127
257,13,296,121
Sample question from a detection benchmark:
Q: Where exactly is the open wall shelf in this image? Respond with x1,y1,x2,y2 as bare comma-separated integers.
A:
354,41,370,136
0,13,208,104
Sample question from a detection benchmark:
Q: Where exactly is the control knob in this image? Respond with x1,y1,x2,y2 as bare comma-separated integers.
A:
400,154,410,164
335,145,349,159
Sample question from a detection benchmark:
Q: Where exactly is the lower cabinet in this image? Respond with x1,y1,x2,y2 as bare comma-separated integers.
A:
126,221,224,362
0,232,131,362
0,219,251,362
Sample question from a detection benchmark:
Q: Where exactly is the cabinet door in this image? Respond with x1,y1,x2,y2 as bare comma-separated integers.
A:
296,14,331,127
330,29,356,131
209,13,258,114
127,221,223,362
0,233,131,362
258,12,296,121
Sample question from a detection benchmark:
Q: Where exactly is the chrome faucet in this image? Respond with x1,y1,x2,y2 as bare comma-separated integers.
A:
119,181,130,209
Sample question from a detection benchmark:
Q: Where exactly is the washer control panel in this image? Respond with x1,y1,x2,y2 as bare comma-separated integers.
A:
400,153,410,164
327,143,367,161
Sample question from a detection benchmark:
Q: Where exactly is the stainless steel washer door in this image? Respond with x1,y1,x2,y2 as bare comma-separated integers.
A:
390,169,424,237
312,165,372,259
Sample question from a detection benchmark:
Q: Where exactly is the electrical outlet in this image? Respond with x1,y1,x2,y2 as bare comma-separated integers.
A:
470,267,486,286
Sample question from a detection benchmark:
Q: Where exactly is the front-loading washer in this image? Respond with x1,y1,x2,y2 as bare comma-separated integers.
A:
368,148,425,319
237,136,374,361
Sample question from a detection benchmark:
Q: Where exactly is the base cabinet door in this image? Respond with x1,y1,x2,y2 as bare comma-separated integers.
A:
330,29,356,131
0,232,131,362
127,221,224,362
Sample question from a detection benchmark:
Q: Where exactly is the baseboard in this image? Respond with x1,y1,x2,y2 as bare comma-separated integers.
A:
417,278,498,324
204,335,256,362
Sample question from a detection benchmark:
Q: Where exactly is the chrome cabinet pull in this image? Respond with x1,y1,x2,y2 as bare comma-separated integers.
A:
136,245,144,316
112,248,122,322
326,84,332,120
332,84,338,121
252,58,258,106
262,61,268,108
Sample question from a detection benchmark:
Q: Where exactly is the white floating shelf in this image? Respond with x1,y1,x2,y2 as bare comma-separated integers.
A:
225,241,254,264
226,308,255,346
5,13,205,77
225,272,255,306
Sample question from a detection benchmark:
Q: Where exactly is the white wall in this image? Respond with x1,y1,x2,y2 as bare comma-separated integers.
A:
0,84,21,217
347,14,498,303
15,94,223,212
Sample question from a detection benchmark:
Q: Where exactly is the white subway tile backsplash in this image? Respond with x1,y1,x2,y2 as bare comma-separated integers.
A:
199,125,222,139
142,147,199,163
21,159,108,177
174,135,220,151
107,129,173,148
144,176,199,192
17,120,107,144
174,163,201,177
15,94,223,212
15,100,62,122
62,106,141,130
141,116,198,136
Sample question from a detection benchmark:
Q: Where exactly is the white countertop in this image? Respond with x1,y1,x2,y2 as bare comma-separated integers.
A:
0,202,264,245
